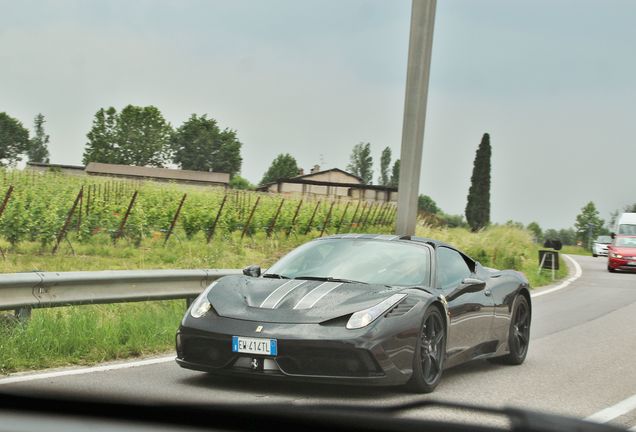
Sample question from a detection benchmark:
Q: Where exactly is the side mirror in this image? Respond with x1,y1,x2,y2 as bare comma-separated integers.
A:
460,277,486,293
243,265,261,278
611,232,616,239
446,277,486,301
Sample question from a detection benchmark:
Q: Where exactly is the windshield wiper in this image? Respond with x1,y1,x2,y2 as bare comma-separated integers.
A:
293,276,368,285
262,273,289,279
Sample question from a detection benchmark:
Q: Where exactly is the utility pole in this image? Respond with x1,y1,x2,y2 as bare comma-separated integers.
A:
395,0,437,235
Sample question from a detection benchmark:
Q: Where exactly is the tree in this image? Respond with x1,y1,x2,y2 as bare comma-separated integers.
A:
116,105,172,167
526,222,542,242
624,203,636,213
229,175,254,190
83,105,172,167
378,147,391,186
27,113,50,163
465,133,492,231
418,195,439,214
83,107,119,165
389,159,400,187
347,142,373,184
574,201,605,248
558,228,577,245
171,114,242,176
260,153,300,185
0,112,29,166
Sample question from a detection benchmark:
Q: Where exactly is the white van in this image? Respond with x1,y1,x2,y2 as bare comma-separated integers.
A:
615,213,636,236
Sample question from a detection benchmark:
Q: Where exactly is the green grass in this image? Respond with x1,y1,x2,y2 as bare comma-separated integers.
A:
561,245,592,256
0,224,572,375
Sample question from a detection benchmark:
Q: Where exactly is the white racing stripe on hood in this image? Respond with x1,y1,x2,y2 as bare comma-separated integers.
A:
293,282,343,310
259,280,305,309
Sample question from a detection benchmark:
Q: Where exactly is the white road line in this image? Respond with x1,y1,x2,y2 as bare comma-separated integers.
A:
585,393,636,424
0,355,174,385
531,254,582,298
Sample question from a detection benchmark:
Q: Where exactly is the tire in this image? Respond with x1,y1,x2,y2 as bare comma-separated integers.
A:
593,254,598,258
408,306,446,393
608,266,616,273
495,295,531,365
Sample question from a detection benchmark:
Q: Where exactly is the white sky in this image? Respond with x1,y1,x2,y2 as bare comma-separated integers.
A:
1,0,635,229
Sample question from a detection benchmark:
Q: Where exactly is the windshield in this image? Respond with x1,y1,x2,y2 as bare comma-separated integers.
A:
265,239,430,286
615,237,636,248
595,236,612,244
618,224,636,235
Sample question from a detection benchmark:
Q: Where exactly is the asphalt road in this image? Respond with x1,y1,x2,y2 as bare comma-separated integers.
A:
2,255,636,430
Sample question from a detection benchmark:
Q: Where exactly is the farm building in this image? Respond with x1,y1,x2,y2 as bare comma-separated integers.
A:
257,165,397,203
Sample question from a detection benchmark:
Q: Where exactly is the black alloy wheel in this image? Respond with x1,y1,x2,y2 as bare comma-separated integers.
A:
496,295,531,365
408,306,446,393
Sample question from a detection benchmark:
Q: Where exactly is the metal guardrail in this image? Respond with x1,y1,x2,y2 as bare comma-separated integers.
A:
0,269,242,313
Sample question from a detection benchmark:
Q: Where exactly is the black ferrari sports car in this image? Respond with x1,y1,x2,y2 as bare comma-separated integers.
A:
176,234,531,393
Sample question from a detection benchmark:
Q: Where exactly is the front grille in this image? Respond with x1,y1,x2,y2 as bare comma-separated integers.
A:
178,333,236,368
276,342,383,377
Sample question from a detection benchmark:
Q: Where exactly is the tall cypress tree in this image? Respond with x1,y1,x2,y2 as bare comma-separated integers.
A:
465,133,491,231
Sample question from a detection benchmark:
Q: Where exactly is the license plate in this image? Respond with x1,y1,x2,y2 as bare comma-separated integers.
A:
232,336,277,356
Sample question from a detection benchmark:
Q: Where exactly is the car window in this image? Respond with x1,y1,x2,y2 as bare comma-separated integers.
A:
615,237,636,247
618,224,636,235
436,247,472,290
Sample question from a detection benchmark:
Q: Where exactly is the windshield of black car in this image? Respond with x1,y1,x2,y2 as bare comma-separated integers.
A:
615,237,636,247
264,239,430,286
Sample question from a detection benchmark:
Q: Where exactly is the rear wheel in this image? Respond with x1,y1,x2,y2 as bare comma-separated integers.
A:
408,306,446,393
494,295,530,365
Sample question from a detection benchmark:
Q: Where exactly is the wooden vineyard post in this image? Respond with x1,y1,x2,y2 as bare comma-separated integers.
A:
266,199,285,238
76,188,83,231
207,194,228,243
362,203,379,230
241,197,260,239
286,200,303,237
347,201,362,232
375,203,389,226
335,201,350,234
0,185,14,259
0,185,14,217
164,193,187,245
304,201,321,235
52,187,83,254
352,202,368,232
319,201,336,237
113,191,138,244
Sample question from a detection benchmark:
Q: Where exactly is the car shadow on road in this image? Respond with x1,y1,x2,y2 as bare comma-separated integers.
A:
177,359,497,401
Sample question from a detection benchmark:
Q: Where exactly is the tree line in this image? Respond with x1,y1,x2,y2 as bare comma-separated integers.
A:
0,112,51,166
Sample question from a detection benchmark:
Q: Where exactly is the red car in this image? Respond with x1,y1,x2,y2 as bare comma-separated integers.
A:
607,236,636,272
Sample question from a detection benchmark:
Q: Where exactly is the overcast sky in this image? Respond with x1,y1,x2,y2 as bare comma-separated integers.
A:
2,0,635,229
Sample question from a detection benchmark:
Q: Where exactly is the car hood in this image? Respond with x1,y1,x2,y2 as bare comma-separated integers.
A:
206,275,420,324
610,247,636,257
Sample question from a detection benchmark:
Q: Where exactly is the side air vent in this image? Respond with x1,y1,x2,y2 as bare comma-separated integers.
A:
385,297,418,318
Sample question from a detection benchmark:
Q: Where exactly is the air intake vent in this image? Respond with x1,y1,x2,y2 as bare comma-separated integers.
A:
385,297,417,317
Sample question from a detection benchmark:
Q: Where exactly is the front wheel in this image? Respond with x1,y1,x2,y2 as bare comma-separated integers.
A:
408,306,446,393
608,266,616,273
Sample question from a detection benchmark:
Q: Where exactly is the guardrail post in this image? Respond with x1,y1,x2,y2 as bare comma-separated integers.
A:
15,307,32,323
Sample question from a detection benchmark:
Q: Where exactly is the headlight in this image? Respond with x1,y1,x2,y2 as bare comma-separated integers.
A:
610,252,623,259
190,281,218,318
346,294,407,330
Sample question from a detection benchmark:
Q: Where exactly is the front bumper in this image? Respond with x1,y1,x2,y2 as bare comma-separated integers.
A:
608,257,636,271
175,312,420,386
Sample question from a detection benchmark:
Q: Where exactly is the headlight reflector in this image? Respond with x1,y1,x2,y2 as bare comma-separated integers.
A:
346,294,407,330
610,252,623,259
189,281,218,318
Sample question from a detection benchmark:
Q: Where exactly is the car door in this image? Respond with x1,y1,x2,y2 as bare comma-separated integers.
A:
436,247,495,363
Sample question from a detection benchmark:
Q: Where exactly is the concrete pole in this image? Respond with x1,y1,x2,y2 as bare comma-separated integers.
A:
395,0,437,235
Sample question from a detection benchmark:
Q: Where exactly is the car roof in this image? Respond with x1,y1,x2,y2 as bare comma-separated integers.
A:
320,233,455,250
